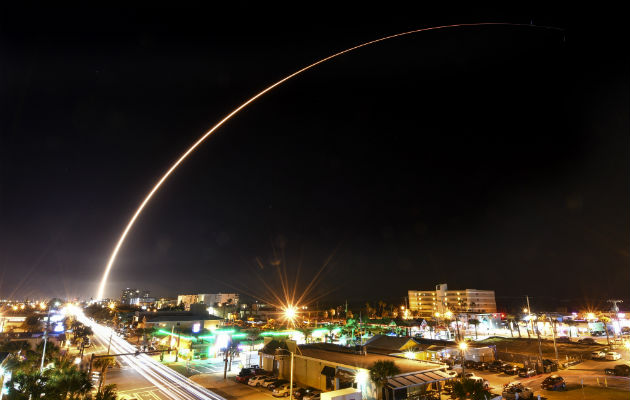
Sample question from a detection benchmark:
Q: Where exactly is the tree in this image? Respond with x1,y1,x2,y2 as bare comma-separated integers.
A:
93,357,115,392
598,314,612,346
21,315,43,333
50,368,93,400
7,370,48,400
505,314,515,337
93,384,118,400
298,326,313,344
369,360,400,400
468,319,480,340
451,378,492,400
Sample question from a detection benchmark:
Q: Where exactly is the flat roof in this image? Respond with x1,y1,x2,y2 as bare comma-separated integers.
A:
298,346,441,374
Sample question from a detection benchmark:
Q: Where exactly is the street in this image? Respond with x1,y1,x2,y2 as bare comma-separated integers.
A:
78,312,226,400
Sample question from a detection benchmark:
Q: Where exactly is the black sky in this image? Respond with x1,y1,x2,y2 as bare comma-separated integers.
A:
1,5,628,310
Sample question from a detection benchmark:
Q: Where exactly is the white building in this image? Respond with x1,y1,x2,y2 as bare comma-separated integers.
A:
408,283,496,318
177,293,240,310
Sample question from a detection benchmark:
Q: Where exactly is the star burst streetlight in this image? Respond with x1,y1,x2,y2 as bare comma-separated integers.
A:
284,305,298,326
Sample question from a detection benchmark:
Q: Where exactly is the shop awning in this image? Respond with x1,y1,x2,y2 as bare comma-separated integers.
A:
387,370,452,390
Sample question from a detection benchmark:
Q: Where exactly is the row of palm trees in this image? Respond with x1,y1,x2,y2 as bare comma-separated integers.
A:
0,338,118,400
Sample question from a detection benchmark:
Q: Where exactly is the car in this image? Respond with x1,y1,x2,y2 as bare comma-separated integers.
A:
555,336,571,343
272,383,301,397
503,365,520,375
267,379,289,390
258,377,281,388
302,390,322,400
578,338,596,344
518,367,536,377
474,361,489,370
467,376,489,389
605,365,630,377
605,352,622,361
541,375,566,391
591,351,606,360
462,372,476,379
444,370,458,378
591,331,604,336
502,382,534,399
488,361,508,372
247,375,275,387
236,374,252,384
293,388,318,400
463,360,476,369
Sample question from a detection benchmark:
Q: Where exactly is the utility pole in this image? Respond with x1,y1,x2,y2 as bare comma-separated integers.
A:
608,300,623,337
107,332,113,355
39,306,53,372
289,351,294,400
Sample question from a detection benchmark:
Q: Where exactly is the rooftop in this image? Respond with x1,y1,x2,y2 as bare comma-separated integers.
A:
298,344,442,374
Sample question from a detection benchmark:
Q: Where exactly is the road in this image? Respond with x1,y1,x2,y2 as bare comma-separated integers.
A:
77,312,226,400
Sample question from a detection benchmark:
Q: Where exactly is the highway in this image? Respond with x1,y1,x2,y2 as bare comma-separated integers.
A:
76,312,225,400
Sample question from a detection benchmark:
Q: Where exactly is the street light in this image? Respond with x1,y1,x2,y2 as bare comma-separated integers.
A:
458,342,468,377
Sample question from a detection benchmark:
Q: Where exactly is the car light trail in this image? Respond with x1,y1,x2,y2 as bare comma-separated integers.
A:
96,22,563,299
77,312,225,400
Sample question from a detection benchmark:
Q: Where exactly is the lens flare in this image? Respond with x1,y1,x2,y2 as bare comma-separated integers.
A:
97,22,563,299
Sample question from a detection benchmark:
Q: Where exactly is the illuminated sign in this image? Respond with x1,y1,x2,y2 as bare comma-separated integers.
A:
192,323,201,333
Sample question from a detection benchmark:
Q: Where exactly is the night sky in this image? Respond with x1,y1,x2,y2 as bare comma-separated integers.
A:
1,5,628,310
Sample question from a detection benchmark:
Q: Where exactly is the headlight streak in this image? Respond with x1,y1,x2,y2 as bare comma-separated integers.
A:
96,22,564,299
77,313,225,400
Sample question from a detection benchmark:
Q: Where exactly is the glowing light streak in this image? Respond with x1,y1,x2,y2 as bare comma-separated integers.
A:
97,22,563,299
78,313,225,400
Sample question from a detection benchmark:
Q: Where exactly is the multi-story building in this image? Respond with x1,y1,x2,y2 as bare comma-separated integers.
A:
177,293,240,311
408,283,496,318
121,288,154,306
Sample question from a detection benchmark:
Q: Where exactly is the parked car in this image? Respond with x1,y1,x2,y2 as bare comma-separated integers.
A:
267,379,289,390
253,375,278,387
462,372,476,379
464,360,476,369
502,382,534,399
467,376,489,389
260,377,282,388
591,331,604,336
503,365,520,375
488,361,508,372
578,338,596,344
605,365,630,377
605,352,622,361
591,351,606,360
555,336,571,343
474,361,489,370
293,388,318,400
272,383,300,397
518,367,536,378
302,390,322,400
541,375,566,391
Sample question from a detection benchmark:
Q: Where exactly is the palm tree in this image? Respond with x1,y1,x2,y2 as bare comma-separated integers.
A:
468,319,480,340
52,368,93,400
513,315,522,338
452,378,491,400
7,370,48,399
93,356,115,392
21,315,43,333
298,326,314,344
94,384,118,400
505,314,515,337
369,360,400,400
598,314,612,346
